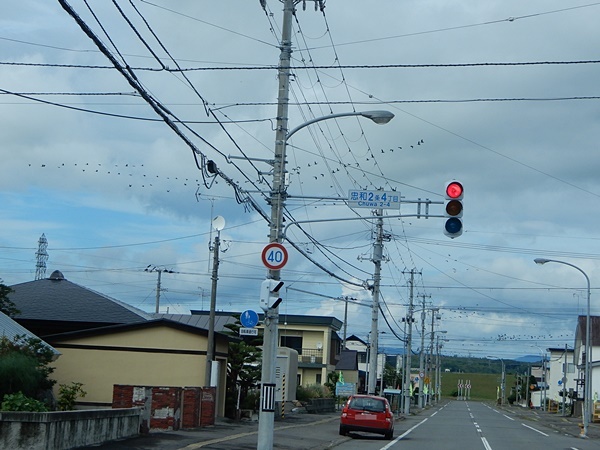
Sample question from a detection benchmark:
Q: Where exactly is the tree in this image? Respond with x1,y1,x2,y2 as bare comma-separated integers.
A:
324,371,340,398
222,315,262,419
0,335,56,403
383,363,401,390
0,282,19,317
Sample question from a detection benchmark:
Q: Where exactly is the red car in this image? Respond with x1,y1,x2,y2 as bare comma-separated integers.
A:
339,394,394,439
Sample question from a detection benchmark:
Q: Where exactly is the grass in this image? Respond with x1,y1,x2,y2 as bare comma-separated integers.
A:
438,372,502,401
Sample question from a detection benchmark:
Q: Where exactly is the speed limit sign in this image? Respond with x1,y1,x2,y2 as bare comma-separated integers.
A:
261,243,288,270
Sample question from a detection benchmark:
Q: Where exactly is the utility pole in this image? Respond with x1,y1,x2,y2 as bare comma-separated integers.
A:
402,269,419,414
257,2,324,449
427,308,439,405
155,271,162,314
562,343,568,416
417,294,430,408
368,209,384,394
341,296,356,350
205,217,224,388
145,265,174,314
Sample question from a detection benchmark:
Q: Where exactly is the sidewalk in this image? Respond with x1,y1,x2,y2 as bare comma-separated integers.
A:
497,404,600,439
78,409,344,450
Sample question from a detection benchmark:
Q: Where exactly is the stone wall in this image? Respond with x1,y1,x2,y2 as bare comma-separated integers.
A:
0,408,141,450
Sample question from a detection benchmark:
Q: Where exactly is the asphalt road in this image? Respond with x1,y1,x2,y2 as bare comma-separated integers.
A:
333,401,600,450
79,401,600,450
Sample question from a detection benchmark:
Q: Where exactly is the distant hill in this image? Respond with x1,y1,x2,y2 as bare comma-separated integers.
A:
406,354,533,375
514,354,546,364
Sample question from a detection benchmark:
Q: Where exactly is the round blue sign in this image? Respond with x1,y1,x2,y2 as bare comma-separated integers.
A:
240,309,259,328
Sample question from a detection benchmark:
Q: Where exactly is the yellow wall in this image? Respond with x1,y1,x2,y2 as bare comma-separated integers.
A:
50,326,228,416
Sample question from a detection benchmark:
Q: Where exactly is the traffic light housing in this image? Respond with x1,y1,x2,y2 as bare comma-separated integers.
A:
259,279,284,311
444,180,463,238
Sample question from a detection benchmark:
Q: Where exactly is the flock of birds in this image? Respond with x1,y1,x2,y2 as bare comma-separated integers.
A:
26,139,426,192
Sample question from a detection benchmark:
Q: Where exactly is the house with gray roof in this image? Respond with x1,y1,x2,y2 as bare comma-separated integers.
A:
9,270,151,338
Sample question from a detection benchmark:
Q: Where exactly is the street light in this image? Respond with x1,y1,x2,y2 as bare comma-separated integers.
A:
286,110,394,140
258,4,395,449
436,337,449,403
534,258,591,438
258,108,394,446
487,356,505,405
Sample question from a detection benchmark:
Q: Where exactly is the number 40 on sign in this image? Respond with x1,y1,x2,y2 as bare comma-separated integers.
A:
261,243,288,270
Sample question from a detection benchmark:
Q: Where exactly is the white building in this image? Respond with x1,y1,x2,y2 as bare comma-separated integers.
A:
546,346,576,402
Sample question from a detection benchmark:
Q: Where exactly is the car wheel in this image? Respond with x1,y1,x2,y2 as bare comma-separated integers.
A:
385,430,393,440
339,425,347,436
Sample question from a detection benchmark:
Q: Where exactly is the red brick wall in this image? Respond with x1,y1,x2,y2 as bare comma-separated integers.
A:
182,388,201,429
112,385,214,431
200,387,216,427
150,387,181,431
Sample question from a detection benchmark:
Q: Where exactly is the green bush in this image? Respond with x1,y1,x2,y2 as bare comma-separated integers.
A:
0,352,44,400
0,335,56,402
57,382,87,411
1,392,48,412
240,389,260,410
296,384,330,402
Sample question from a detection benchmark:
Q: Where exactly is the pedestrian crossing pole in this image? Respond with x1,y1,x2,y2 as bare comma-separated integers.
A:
281,373,286,419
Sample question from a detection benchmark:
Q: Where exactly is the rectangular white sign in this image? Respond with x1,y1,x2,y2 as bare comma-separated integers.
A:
348,190,400,209
240,327,258,336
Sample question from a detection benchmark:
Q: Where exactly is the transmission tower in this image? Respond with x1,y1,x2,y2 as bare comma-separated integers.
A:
35,233,49,280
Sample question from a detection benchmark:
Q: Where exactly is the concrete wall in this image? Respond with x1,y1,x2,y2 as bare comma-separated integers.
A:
0,408,140,450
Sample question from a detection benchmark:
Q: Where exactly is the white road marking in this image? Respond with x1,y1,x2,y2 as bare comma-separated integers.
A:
380,417,428,450
522,423,549,436
481,437,493,450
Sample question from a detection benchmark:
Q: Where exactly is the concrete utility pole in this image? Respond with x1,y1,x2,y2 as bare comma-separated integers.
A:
417,294,430,408
257,2,389,447
258,2,323,449
205,218,224,388
368,209,384,394
427,308,439,405
402,269,419,414
145,266,174,314
562,343,568,416
257,2,293,448
341,296,356,350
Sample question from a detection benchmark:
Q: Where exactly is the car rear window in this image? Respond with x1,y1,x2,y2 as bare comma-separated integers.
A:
349,398,385,412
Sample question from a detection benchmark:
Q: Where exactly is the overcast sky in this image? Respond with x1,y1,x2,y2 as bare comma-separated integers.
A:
2,0,600,361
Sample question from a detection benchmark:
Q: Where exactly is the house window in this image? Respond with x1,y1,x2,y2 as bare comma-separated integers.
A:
281,335,303,354
316,373,322,384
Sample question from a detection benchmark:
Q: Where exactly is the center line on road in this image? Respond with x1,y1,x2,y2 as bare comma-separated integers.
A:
383,416,428,449
481,437,493,450
503,414,515,421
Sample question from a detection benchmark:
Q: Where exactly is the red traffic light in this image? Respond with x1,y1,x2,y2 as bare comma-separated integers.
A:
444,180,463,238
446,181,463,199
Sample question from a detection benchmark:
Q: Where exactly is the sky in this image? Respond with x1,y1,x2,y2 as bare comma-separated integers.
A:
2,0,600,362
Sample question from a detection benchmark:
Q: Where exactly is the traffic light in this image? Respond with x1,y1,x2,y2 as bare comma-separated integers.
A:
259,279,284,311
444,180,463,238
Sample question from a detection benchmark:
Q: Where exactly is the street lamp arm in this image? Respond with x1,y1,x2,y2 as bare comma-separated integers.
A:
285,110,394,141
534,258,591,288
534,257,591,437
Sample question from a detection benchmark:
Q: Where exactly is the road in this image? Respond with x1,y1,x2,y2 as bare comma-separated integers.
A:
81,401,600,449
333,401,600,450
